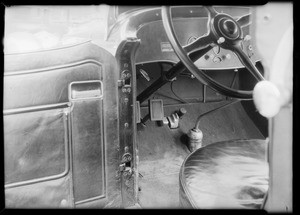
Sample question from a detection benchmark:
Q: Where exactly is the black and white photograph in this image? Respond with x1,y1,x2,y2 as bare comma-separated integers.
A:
2,3,293,211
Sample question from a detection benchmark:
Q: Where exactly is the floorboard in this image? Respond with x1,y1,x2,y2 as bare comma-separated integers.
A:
136,101,265,208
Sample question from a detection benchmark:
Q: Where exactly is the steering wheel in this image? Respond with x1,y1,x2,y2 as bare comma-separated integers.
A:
161,6,265,99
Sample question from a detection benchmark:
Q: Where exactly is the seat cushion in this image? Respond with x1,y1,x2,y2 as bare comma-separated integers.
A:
179,139,269,209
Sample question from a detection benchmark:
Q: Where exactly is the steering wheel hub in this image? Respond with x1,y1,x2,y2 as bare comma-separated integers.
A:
212,15,242,41
219,19,239,39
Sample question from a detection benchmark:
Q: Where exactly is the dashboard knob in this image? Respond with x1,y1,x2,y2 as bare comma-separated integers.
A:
221,54,231,60
213,56,222,63
178,107,187,118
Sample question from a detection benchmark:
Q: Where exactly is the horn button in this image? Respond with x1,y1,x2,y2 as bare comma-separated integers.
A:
218,18,240,40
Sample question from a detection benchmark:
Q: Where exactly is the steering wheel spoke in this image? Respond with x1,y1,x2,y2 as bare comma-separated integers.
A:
204,6,218,18
236,14,252,28
183,34,213,54
231,42,264,81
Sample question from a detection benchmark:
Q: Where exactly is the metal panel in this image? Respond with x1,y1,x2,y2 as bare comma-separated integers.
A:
136,62,242,106
135,14,255,69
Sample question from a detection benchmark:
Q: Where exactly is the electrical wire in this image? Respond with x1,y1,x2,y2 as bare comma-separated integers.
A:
194,99,241,129
170,81,189,104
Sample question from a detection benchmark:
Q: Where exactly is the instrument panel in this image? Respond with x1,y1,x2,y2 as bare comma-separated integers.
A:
135,7,258,69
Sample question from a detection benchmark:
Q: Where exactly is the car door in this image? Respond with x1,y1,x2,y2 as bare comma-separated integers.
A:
3,41,122,208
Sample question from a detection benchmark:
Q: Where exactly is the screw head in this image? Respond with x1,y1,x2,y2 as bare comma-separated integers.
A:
244,35,252,41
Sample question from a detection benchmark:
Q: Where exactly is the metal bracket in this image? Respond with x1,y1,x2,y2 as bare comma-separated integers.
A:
118,79,125,87
166,108,187,129
121,152,132,164
167,113,180,129
119,152,133,178
119,163,126,172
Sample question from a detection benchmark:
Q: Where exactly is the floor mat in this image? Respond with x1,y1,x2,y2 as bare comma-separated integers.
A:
138,157,184,208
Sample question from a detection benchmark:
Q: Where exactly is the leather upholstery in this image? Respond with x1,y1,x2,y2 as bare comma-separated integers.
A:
4,42,121,208
179,139,268,209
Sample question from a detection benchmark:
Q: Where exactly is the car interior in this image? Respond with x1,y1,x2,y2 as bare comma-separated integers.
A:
3,4,293,211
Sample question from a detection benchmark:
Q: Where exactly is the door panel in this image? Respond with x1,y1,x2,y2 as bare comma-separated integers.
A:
3,63,102,110
4,42,120,208
4,107,68,186
5,175,73,208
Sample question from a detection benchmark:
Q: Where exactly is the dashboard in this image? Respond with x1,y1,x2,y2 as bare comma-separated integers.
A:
131,6,259,69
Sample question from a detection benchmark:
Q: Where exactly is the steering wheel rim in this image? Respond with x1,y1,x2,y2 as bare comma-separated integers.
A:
161,6,265,99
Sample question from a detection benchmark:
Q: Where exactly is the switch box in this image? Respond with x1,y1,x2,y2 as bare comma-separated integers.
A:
149,99,164,121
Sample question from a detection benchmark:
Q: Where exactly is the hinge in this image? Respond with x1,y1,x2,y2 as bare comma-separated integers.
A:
119,152,133,177
118,79,125,87
119,163,126,172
